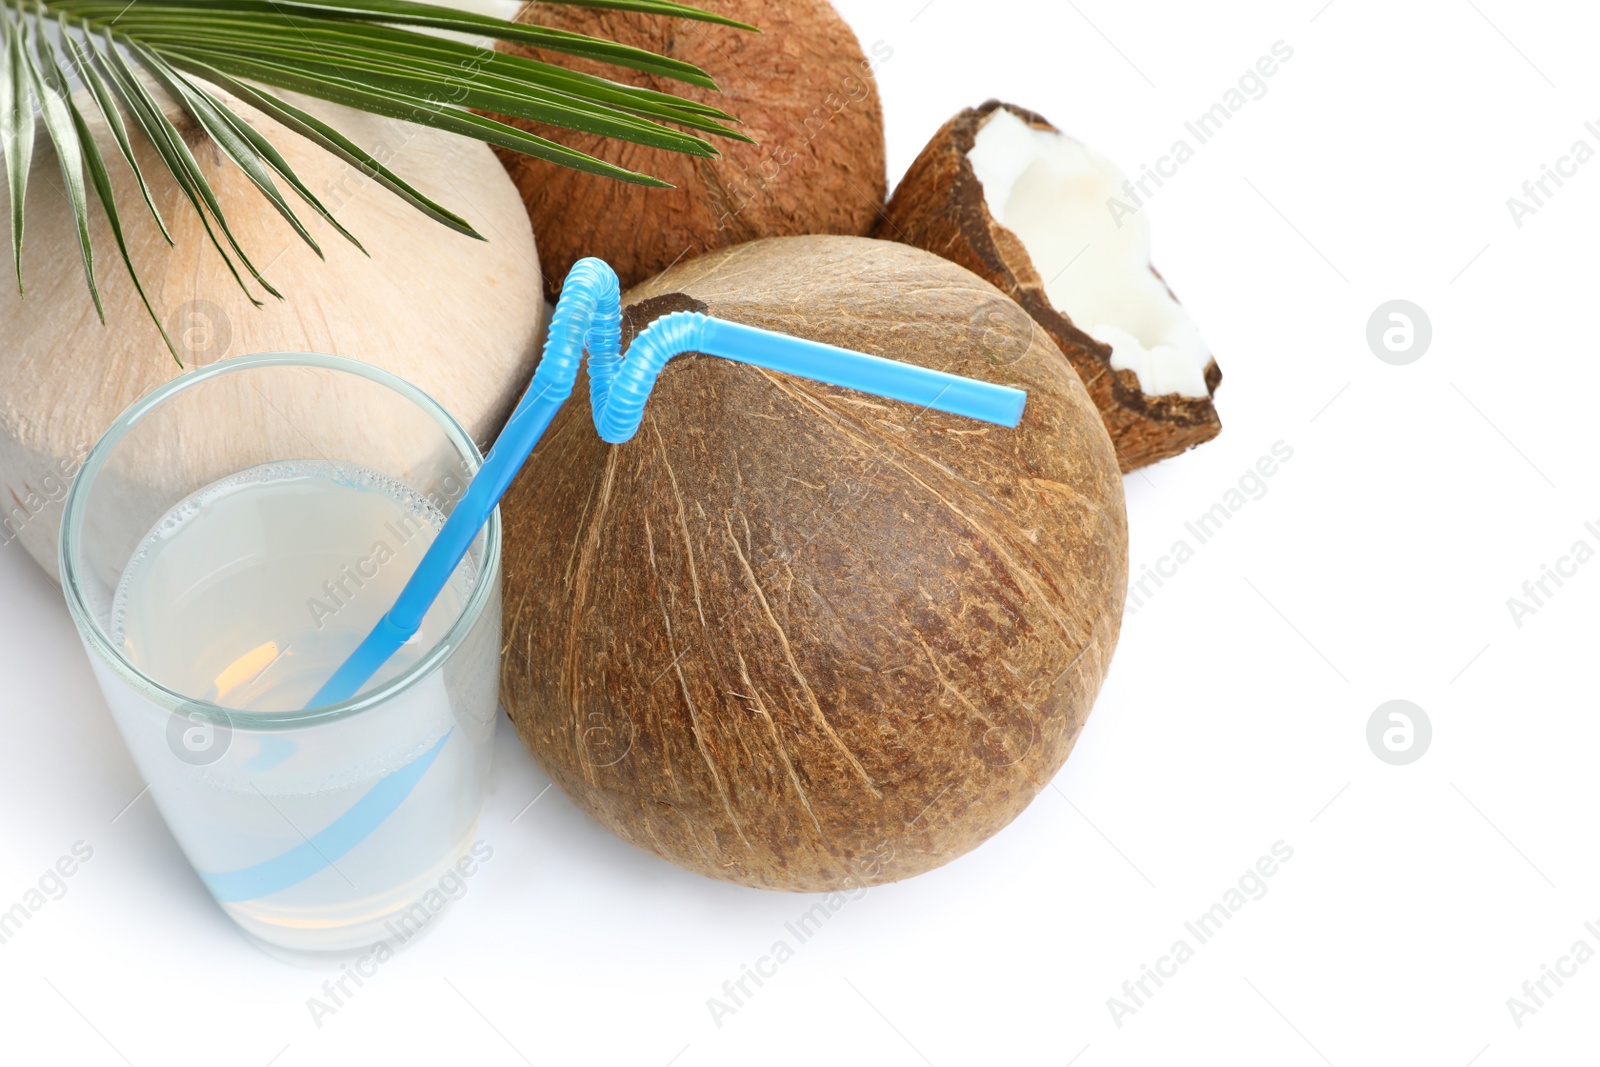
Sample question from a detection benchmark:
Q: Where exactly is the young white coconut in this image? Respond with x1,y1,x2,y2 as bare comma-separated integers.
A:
880,101,1222,471
0,82,544,581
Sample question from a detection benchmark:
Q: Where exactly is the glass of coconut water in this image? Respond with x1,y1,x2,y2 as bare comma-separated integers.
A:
59,353,501,958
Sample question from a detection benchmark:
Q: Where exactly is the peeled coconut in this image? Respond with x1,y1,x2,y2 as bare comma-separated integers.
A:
879,101,1222,472
0,82,544,580
500,235,1126,891
492,0,886,298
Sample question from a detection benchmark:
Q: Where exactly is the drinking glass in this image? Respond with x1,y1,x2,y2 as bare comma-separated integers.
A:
59,353,501,957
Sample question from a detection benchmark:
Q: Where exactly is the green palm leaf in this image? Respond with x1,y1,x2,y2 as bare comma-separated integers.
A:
0,0,754,361
1,8,36,294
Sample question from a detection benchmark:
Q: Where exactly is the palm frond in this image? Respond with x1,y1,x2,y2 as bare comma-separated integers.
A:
24,11,102,318
1,8,36,293
0,0,754,361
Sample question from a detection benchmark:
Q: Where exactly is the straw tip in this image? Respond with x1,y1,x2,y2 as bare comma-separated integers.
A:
999,390,1027,428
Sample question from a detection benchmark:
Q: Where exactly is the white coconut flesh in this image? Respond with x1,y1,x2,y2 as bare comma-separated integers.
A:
967,108,1212,399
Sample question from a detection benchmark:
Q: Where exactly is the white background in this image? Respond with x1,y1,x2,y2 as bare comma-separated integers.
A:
3,1,1598,1064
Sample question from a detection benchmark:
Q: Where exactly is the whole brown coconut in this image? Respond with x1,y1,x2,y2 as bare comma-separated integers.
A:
493,0,887,298
500,236,1127,891
879,101,1222,472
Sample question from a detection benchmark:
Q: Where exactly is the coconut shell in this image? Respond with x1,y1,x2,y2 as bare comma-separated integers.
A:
492,0,886,298
0,83,544,580
500,235,1126,891
877,100,1222,473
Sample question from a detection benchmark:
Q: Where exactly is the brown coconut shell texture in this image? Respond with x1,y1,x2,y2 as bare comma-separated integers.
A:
500,236,1127,891
493,0,886,298
878,101,1223,473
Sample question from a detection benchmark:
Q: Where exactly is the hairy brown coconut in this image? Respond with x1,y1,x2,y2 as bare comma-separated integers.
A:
879,101,1222,472
493,0,887,298
500,235,1126,891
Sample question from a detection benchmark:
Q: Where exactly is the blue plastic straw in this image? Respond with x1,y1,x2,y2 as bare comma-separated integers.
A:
307,258,1027,708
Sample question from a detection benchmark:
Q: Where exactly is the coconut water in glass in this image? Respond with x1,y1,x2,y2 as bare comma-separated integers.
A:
61,354,501,957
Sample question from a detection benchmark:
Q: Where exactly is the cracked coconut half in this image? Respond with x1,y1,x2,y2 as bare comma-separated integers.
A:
879,101,1222,471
